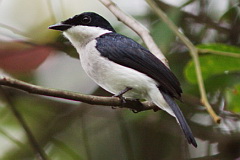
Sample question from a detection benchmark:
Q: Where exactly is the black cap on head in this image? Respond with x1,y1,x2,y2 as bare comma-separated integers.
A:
49,12,116,32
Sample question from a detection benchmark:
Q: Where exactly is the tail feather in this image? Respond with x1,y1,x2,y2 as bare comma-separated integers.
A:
161,92,197,148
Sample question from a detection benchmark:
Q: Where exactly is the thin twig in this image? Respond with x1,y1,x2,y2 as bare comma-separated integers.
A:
0,87,49,160
146,0,221,123
98,0,168,66
198,48,240,58
0,77,158,112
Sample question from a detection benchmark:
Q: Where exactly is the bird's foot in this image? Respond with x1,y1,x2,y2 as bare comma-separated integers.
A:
111,87,132,109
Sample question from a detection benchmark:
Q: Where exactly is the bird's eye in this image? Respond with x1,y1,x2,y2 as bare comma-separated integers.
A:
81,16,91,24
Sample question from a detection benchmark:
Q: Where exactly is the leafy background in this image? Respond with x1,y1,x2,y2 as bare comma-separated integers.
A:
0,0,240,159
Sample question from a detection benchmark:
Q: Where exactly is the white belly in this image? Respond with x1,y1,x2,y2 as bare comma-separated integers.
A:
78,40,158,100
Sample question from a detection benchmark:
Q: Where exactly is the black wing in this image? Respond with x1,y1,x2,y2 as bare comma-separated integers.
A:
96,33,182,99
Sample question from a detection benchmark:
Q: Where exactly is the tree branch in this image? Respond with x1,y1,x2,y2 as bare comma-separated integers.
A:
98,0,168,66
0,77,158,112
198,48,240,58
146,0,221,123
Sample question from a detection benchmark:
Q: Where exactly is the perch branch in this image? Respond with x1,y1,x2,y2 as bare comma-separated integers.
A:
98,0,168,65
146,0,221,123
0,77,158,112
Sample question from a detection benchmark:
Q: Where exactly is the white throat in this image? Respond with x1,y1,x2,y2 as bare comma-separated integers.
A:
63,25,112,48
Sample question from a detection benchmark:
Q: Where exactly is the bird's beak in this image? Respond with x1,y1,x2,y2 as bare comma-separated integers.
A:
48,23,72,31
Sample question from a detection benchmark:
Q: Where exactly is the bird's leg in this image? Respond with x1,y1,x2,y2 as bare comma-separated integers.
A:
114,87,132,98
112,87,132,109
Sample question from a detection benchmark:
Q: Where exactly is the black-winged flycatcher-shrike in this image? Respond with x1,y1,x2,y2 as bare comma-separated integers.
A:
49,12,197,147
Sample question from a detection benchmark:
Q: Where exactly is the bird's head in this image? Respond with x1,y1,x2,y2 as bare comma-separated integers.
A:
49,12,115,45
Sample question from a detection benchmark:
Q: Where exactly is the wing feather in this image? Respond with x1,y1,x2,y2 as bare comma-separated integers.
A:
96,33,182,99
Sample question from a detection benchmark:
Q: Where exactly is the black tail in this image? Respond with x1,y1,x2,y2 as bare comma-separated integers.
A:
161,92,197,148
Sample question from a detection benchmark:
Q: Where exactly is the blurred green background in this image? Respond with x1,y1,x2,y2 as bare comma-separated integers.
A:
0,0,240,159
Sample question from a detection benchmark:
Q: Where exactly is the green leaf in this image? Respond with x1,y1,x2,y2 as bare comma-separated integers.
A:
226,84,240,113
184,43,240,84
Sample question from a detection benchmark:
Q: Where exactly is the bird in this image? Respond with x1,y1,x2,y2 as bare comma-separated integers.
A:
49,12,197,147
